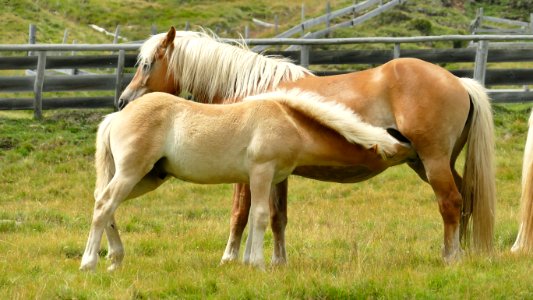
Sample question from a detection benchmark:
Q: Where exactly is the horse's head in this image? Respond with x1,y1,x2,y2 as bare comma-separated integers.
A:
117,27,179,110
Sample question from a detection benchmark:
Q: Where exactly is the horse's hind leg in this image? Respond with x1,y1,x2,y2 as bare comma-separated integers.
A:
221,183,251,264
423,158,463,263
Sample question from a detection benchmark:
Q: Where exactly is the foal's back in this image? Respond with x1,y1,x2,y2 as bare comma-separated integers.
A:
115,92,303,184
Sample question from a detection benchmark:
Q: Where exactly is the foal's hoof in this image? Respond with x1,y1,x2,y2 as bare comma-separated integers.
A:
220,253,239,265
79,263,96,272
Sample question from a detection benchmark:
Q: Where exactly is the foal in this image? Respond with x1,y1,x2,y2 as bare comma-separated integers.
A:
80,90,413,271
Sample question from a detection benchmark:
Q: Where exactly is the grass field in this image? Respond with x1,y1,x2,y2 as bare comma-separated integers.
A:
0,103,532,299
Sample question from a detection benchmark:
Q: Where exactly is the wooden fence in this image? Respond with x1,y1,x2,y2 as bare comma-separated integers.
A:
253,0,404,51
1,34,533,119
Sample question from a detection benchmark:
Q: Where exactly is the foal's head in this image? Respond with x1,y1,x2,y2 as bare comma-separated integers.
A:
118,27,181,110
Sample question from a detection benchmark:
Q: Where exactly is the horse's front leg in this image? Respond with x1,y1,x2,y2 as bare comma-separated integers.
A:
221,183,251,264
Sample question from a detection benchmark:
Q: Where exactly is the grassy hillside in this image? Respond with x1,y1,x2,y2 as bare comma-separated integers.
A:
2,0,533,44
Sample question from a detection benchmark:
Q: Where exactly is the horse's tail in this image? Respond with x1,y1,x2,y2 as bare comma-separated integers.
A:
94,113,117,200
512,110,533,253
458,77,496,252
245,89,401,158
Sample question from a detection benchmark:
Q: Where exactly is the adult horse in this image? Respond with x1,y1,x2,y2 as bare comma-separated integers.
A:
80,90,412,271
118,27,496,264
512,110,533,253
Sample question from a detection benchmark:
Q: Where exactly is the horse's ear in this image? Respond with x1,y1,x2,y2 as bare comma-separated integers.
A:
162,26,176,48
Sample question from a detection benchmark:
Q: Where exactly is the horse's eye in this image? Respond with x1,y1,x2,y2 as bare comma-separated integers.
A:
142,63,150,73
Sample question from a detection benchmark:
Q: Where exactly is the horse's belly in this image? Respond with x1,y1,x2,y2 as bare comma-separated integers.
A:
292,165,386,183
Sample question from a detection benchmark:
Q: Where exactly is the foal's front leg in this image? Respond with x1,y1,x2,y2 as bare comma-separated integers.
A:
247,164,275,269
242,180,288,265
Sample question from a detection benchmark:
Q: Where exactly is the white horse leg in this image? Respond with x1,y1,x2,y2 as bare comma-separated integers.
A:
105,214,124,271
242,214,254,264
247,164,275,270
511,222,524,252
80,176,135,271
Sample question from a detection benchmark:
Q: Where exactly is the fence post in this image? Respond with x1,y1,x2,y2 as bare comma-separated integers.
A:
474,40,489,85
300,45,310,68
151,24,158,35
28,24,36,56
530,13,533,34
244,25,249,39
114,50,126,110
113,25,120,44
301,3,306,37
185,21,190,31
325,1,331,38
274,15,279,35
33,51,47,120
393,43,401,59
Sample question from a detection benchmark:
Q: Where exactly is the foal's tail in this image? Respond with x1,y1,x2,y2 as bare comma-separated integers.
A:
94,113,117,200
459,78,496,252
511,110,533,253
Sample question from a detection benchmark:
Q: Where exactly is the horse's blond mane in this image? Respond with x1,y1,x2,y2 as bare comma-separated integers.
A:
138,31,313,103
245,89,399,157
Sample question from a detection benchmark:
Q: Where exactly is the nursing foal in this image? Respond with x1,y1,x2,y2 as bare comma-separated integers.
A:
80,90,413,271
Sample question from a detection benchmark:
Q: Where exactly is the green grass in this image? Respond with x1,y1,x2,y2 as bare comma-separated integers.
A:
3,0,532,45
0,104,532,298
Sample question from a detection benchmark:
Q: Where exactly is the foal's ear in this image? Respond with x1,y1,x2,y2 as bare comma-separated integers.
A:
162,26,176,48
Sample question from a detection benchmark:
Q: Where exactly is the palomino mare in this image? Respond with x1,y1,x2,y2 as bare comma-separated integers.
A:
512,110,533,253
118,27,496,264
80,90,413,271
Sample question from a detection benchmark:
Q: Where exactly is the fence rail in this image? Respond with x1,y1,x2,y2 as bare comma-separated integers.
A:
2,34,533,118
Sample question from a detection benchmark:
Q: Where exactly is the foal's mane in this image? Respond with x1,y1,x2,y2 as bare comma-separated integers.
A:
245,89,398,157
138,31,313,103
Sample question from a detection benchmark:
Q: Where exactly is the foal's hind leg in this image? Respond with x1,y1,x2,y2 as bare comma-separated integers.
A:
105,172,167,271
105,215,124,272
80,175,138,271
